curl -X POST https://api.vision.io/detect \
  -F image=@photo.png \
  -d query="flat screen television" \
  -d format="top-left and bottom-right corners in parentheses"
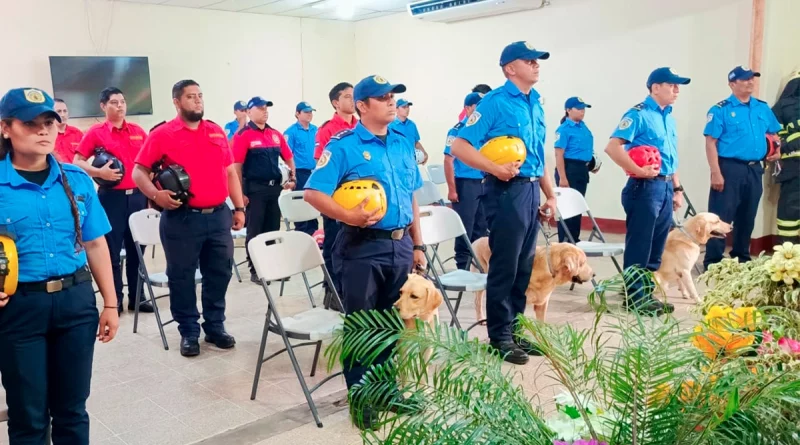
top-left (49, 56), bottom-right (153, 118)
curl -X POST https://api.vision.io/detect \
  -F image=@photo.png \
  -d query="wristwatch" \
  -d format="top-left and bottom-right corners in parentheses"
top-left (413, 245), bottom-right (427, 252)
top-left (234, 207), bottom-right (246, 213)
top-left (673, 185), bottom-right (684, 193)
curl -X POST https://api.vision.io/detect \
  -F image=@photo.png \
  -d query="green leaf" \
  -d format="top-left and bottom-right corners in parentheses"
top-left (723, 387), bottom-right (740, 421)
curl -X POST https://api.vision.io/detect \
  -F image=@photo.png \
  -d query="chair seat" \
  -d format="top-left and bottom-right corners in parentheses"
top-left (437, 269), bottom-right (487, 292)
top-left (576, 241), bottom-right (624, 257)
top-left (272, 307), bottom-right (343, 342)
top-left (148, 269), bottom-right (202, 287)
top-left (231, 228), bottom-right (247, 239)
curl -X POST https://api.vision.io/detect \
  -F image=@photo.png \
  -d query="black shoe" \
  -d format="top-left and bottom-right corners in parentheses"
top-left (323, 287), bottom-right (345, 313)
top-left (128, 300), bottom-right (154, 313)
top-left (204, 331), bottom-right (236, 349)
top-left (250, 275), bottom-right (261, 285)
top-left (180, 337), bottom-right (200, 357)
top-left (350, 405), bottom-right (380, 431)
top-left (623, 298), bottom-right (673, 317)
top-left (489, 341), bottom-right (529, 365)
top-left (117, 304), bottom-right (123, 316)
top-left (386, 393), bottom-right (424, 415)
top-left (514, 337), bottom-right (544, 356)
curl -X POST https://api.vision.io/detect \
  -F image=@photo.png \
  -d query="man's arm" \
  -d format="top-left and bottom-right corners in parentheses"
top-left (226, 165), bottom-right (245, 208)
top-left (443, 156), bottom-right (457, 198)
top-left (604, 137), bottom-right (654, 177)
top-left (409, 196), bottom-right (422, 247)
top-left (554, 149), bottom-right (567, 186)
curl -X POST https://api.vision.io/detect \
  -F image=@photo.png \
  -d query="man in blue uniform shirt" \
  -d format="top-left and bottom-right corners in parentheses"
top-left (224, 100), bottom-right (248, 141)
top-left (304, 74), bottom-right (426, 430)
top-left (444, 92), bottom-right (487, 270)
top-left (392, 98), bottom-right (429, 164)
top-left (703, 66), bottom-right (782, 269)
top-left (605, 67), bottom-right (690, 316)
top-left (451, 41), bottom-right (557, 366)
top-left (284, 101), bottom-right (319, 236)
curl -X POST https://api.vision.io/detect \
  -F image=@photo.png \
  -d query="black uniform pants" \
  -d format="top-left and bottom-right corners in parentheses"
top-left (554, 159), bottom-right (590, 243)
top-left (245, 183), bottom-right (283, 276)
top-left (97, 188), bottom-right (147, 305)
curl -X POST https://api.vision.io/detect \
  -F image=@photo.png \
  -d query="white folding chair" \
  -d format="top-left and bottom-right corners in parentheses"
top-left (128, 209), bottom-right (202, 350)
top-left (277, 191), bottom-right (323, 296)
top-left (418, 205), bottom-right (487, 330)
top-left (247, 231), bottom-right (344, 428)
top-left (226, 198), bottom-right (248, 283)
top-left (554, 187), bottom-right (624, 285)
top-left (425, 166), bottom-right (451, 206)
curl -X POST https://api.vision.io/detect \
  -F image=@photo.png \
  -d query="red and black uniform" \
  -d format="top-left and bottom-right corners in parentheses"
top-left (135, 117), bottom-right (235, 339)
top-left (54, 125), bottom-right (83, 164)
top-left (76, 120), bottom-right (148, 309)
top-left (232, 122), bottom-right (293, 276)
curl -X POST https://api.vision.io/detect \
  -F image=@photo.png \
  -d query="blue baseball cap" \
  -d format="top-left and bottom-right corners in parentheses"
top-left (353, 75), bottom-right (406, 102)
top-left (233, 100), bottom-right (247, 111)
top-left (295, 101), bottom-right (315, 113)
top-left (564, 97), bottom-right (591, 109)
top-left (396, 99), bottom-right (413, 108)
top-left (464, 92), bottom-right (483, 107)
top-left (499, 41), bottom-right (550, 66)
top-left (646, 67), bottom-right (691, 88)
top-left (0, 88), bottom-right (61, 123)
top-left (247, 96), bottom-right (273, 109)
top-left (728, 66), bottom-right (760, 82)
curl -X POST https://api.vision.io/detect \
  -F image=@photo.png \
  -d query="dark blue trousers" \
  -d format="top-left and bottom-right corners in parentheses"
top-left (97, 188), bottom-right (146, 306)
top-left (333, 228), bottom-right (413, 389)
top-left (293, 168), bottom-right (319, 236)
top-left (704, 158), bottom-right (763, 269)
top-left (244, 184), bottom-right (283, 276)
top-left (621, 178), bottom-right (674, 301)
top-left (322, 215), bottom-right (342, 294)
top-left (0, 280), bottom-right (98, 445)
top-left (160, 207), bottom-right (233, 338)
top-left (452, 178), bottom-right (487, 270)
top-left (483, 178), bottom-right (540, 343)
top-left (555, 159), bottom-right (590, 243)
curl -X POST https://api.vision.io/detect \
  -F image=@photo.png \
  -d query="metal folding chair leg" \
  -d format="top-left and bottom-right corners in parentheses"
top-left (232, 262), bottom-right (242, 283)
top-left (449, 291), bottom-right (464, 327)
top-left (423, 253), bottom-right (462, 330)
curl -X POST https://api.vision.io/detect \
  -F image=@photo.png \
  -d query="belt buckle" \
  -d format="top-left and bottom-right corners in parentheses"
top-left (391, 229), bottom-right (404, 241)
top-left (46, 279), bottom-right (63, 293)
top-left (201, 208), bottom-right (214, 214)
top-left (125, 189), bottom-right (134, 195)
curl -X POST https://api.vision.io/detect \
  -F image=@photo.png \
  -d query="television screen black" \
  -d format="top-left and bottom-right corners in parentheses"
top-left (49, 56), bottom-right (153, 118)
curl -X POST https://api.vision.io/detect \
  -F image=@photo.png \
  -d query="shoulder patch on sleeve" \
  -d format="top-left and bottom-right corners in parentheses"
top-left (618, 117), bottom-right (633, 130)
top-left (316, 150), bottom-right (332, 169)
top-left (466, 111), bottom-right (481, 127)
top-left (445, 135), bottom-right (456, 147)
top-left (331, 129), bottom-right (353, 140)
top-left (715, 100), bottom-right (729, 108)
top-left (707, 113), bottom-right (714, 123)
top-left (631, 103), bottom-right (645, 111)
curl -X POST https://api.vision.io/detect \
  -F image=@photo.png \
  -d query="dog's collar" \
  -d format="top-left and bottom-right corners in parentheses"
top-left (675, 222), bottom-right (702, 245)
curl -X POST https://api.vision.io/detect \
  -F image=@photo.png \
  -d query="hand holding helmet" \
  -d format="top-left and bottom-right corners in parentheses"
top-left (91, 148), bottom-right (124, 187)
top-left (480, 136), bottom-right (525, 181)
top-left (332, 179), bottom-right (387, 227)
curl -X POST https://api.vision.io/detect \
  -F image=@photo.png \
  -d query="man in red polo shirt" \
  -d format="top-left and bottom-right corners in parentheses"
top-left (232, 96), bottom-right (296, 284)
top-left (53, 98), bottom-right (83, 163)
top-left (312, 82), bottom-right (357, 312)
top-left (74, 87), bottom-right (153, 315)
top-left (133, 79), bottom-right (245, 357)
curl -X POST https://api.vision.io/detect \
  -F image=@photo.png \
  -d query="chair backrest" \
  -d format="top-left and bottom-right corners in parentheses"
top-left (248, 231), bottom-right (324, 282)
top-left (554, 187), bottom-right (589, 220)
top-left (129, 209), bottom-right (163, 247)
top-left (418, 205), bottom-right (467, 245)
top-left (414, 181), bottom-right (443, 206)
top-left (427, 164), bottom-right (446, 185)
top-left (278, 191), bottom-right (320, 223)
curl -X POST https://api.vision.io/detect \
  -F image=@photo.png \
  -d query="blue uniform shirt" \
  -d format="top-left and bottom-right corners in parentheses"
top-left (610, 95), bottom-right (679, 175)
top-left (456, 79), bottom-right (546, 178)
top-left (703, 94), bottom-right (782, 161)
top-left (224, 119), bottom-right (240, 140)
top-left (0, 154), bottom-right (111, 282)
top-left (306, 123), bottom-right (423, 231)
top-left (284, 122), bottom-right (318, 170)
top-left (554, 119), bottom-right (594, 162)
top-left (444, 119), bottom-right (484, 179)
top-left (391, 118), bottom-right (421, 144)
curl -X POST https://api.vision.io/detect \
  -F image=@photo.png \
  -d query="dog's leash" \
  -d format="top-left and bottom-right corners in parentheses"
top-left (673, 219), bottom-right (703, 246)
top-left (538, 219), bottom-right (557, 278)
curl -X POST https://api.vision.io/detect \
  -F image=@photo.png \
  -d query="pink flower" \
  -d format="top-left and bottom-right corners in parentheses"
top-left (573, 441), bottom-right (609, 445)
top-left (762, 331), bottom-right (774, 343)
top-left (778, 337), bottom-right (800, 356)
top-left (553, 442), bottom-right (570, 445)
top-left (759, 331), bottom-right (775, 354)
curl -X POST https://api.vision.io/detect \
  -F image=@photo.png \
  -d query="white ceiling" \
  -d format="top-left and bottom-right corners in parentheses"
top-left (112, 0), bottom-right (411, 21)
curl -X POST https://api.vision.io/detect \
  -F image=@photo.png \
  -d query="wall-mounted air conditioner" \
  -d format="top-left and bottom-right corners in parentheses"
top-left (407, 0), bottom-right (547, 24)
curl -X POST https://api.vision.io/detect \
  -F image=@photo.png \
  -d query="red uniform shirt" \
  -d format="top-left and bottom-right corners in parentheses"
top-left (313, 113), bottom-right (358, 160)
top-left (136, 117), bottom-right (233, 209)
top-left (232, 122), bottom-right (293, 185)
top-left (76, 120), bottom-right (147, 190)
top-left (54, 125), bottom-right (84, 164)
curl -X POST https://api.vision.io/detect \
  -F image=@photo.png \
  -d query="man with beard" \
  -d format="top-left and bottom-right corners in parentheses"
top-left (132, 79), bottom-right (246, 357)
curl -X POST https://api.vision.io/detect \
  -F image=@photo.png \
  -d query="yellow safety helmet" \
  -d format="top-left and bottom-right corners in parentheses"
top-left (332, 179), bottom-right (388, 220)
top-left (0, 234), bottom-right (18, 297)
top-left (479, 136), bottom-right (527, 165)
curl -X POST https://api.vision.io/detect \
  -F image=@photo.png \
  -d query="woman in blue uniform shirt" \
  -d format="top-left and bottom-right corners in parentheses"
top-left (0, 87), bottom-right (119, 444)
top-left (553, 96), bottom-right (594, 243)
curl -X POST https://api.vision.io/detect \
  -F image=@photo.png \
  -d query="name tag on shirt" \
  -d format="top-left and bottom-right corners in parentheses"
top-left (130, 135), bottom-right (144, 141)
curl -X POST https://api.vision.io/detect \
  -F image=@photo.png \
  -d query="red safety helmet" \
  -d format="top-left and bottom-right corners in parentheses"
top-left (766, 134), bottom-right (781, 159)
top-left (626, 145), bottom-right (662, 177)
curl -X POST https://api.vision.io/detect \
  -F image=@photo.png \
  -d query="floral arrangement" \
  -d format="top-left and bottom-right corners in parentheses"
top-left (691, 305), bottom-right (760, 360)
top-left (767, 242), bottom-right (800, 285)
top-left (546, 392), bottom-right (610, 444)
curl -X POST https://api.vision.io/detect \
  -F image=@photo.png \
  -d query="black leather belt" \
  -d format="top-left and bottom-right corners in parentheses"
top-left (187, 204), bottom-right (226, 214)
top-left (342, 225), bottom-right (409, 240)
top-left (486, 176), bottom-right (539, 184)
top-left (719, 157), bottom-right (761, 166)
top-left (19, 267), bottom-right (92, 294)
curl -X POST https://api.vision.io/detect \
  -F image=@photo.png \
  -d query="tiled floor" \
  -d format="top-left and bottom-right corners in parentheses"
top-left (0, 230), bottom-right (702, 444)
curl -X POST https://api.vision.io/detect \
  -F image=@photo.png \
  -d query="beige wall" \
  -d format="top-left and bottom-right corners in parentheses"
top-left (0, 0), bottom-right (356, 133)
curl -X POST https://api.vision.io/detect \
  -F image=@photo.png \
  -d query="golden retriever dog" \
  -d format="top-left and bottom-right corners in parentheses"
top-left (471, 237), bottom-right (594, 323)
top-left (654, 212), bottom-right (732, 302)
top-left (395, 273), bottom-right (443, 329)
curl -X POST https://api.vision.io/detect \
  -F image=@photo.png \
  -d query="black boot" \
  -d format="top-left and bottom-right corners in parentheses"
top-left (323, 286), bottom-right (344, 313)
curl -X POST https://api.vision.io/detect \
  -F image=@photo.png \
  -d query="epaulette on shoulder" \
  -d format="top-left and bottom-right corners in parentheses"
top-left (236, 126), bottom-right (249, 136)
top-left (453, 121), bottom-right (464, 130)
top-left (149, 121), bottom-right (167, 132)
top-left (206, 119), bottom-right (218, 125)
top-left (715, 100), bottom-right (729, 108)
top-left (331, 129), bottom-right (353, 140)
top-left (319, 120), bottom-right (331, 130)
top-left (631, 102), bottom-right (645, 111)
top-left (754, 98), bottom-right (767, 104)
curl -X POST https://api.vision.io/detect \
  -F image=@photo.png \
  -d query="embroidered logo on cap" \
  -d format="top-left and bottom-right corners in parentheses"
top-left (24, 89), bottom-right (45, 104)
top-left (373, 76), bottom-right (387, 84)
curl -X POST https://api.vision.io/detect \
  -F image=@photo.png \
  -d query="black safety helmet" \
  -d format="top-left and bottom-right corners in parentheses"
top-left (153, 164), bottom-right (191, 205)
top-left (91, 148), bottom-right (125, 188)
